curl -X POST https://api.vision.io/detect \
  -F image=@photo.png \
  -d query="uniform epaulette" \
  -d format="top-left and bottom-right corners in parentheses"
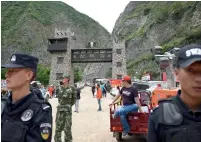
top-left (152, 97), bottom-right (174, 114)
top-left (42, 102), bottom-right (51, 110)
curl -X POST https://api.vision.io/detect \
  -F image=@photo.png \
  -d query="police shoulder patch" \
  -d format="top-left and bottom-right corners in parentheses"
top-left (40, 123), bottom-right (51, 140)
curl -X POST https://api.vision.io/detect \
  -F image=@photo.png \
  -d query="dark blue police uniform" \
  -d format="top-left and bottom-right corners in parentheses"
top-left (1, 53), bottom-right (52, 142)
top-left (147, 44), bottom-right (201, 142)
top-left (148, 91), bottom-right (201, 142)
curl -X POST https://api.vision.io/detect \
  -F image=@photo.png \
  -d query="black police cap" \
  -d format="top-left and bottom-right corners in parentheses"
top-left (176, 44), bottom-right (201, 68)
top-left (1, 53), bottom-right (39, 71)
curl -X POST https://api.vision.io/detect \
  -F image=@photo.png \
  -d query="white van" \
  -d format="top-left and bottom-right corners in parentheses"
top-left (146, 81), bottom-right (168, 93)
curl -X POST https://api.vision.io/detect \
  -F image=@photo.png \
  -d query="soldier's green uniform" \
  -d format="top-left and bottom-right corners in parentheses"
top-left (54, 75), bottom-right (76, 142)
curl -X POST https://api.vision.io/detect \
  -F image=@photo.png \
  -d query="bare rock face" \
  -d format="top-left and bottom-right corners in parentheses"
top-left (1, 1), bottom-right (112, 81)
top-left (112, 1), bottom-right (201, 79)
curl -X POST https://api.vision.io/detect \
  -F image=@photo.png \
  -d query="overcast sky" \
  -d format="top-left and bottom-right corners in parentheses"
top-left (64, 0), bottom-right (130, 33)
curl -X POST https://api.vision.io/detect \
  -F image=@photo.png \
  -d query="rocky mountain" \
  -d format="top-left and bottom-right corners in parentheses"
top-left (112, 1), bottom-right (201, 79)
top-left (1, 1), bottom-right (112, 80)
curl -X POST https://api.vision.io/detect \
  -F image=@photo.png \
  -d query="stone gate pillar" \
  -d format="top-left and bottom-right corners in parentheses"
top-left (112, 40), bottom-right (127, 79)
top-left (48, 28), bottom-right (75, 86)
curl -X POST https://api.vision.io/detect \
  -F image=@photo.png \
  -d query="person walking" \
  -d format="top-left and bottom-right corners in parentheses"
top-left (96, 84), bottom-right (102, 111)
top-left (92, 84), bottom-right (95, 98)
top-left (103, 83), bottom-right (107, 97)
top-left (40, 84), bottom-right (46, 99)
top-left (1, 53), bottom-right (52, 142)
top-left (54, 74), bottom-right (76, 142)
top-left (100, 83), bottom-right (106, 97)
top-left (48, 85), bottom-right (53, 99)
top-left (74, 84), bottom-right (81, 113)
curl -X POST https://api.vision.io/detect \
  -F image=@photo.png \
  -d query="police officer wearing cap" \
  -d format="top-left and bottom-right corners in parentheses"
top-left (147, 44), bottom-right (201, 142)
top-left (1, 53), bottom-right (53, 142)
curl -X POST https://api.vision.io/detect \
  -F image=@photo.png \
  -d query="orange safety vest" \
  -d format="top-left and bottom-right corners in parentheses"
top-left (96, 88), bottom-right (102, 99)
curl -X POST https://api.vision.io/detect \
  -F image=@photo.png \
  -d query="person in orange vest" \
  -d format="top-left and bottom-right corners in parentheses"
top-left (96, 84), bottom-right (102, 111)
top-left (48, 85), bottom-right (53, 98)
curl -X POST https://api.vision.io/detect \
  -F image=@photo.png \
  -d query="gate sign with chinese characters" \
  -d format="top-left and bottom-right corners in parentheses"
top-left (71, 48), bottom-right (112, 63)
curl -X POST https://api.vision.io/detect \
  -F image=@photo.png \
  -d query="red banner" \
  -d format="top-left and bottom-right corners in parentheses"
top-left (110, 79), bottom-right (122, 88)
top-left (162, 72), bottom-right (180, 82)
top-left (162, 72), bottom-right (167, 81)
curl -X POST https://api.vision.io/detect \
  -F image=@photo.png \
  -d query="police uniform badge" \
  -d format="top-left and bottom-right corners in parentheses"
top-left (21, 109), bottom-right (33, 121)
top-left (40, 123), bottom-right (51, 140)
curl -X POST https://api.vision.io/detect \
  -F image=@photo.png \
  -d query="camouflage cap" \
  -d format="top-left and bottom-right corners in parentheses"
top-left (62, 74), bottom-right (70, 79)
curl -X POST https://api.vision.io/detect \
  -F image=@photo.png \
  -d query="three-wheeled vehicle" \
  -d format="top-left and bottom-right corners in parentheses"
top-left (110, 90), bottom-right (151, 141)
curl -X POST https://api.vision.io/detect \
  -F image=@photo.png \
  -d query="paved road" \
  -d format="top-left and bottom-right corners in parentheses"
top-left (49, 87), bottom-right (146, 142)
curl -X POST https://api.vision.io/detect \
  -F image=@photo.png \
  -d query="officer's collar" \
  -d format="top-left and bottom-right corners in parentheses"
top-left (7, 93), bottom-right (34, 111)
top-left (176, 90), bottom-right (201, 113)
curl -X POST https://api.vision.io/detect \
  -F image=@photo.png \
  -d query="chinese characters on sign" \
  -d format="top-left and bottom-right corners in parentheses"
top-left (71, 49), bottom-right (112, 63)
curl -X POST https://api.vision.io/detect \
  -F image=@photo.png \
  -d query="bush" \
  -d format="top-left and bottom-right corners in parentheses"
top-left (144, 8), bottom-right (151, 16)
top-left (125, 26), bottom-right (146, 40)
top-left (1, 69), bottom-right (7, 79)
top-left (36, 64), bottom-right (50, 85)
top-left (74, 68), bottom-right (82, 83)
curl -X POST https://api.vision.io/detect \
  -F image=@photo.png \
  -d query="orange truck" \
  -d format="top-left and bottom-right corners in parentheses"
top-left (151, 88), bottom-right (178, 108)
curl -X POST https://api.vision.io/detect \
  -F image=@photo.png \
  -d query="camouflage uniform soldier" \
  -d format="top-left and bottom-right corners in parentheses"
top-left (54, 74), bottom-right (76, 142)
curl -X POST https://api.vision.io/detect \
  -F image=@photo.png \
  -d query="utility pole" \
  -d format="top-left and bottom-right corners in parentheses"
top-left (154, 54), bottom-right (176, 88)
top-left (152, 46), bottom-right (180, 89)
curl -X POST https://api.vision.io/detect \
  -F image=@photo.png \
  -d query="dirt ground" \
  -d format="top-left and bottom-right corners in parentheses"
top-left (49, 87), bottom-right (146, 142)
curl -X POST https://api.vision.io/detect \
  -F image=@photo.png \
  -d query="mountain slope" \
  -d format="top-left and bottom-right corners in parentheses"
top-left (1, 1), bottom-right (112, 80)
top-left (112, 1), bottom-right (201, 79)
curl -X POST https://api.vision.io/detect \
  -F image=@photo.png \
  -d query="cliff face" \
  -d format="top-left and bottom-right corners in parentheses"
top-left (112, 1), bottom-right (201, 79)
top-left (1, 1), bottom-right (112, 80)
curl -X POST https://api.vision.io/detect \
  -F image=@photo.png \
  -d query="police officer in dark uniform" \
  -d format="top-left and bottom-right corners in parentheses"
top-left (1, 53), bottom-right (52, 142)
top-left (147, 44), bottom-right (201, 142)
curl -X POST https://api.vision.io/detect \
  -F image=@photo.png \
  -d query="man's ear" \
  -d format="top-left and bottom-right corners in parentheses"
top-left (26, 70), bottom-right (34, 81)
top-left (174, 69), bottom-right (180, 82)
